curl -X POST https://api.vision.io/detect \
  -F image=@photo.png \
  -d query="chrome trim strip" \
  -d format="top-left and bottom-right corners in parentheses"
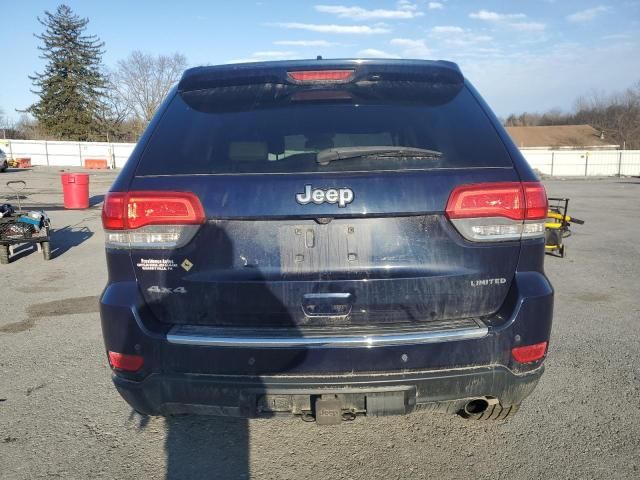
top-left (166, 323), bottom-right (488, 348)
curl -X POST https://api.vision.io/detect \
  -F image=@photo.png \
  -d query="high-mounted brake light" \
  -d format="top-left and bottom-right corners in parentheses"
top-left (108, 351), bottom-right (144, 372)
top-left (445, 182), bottom-right (547, 242)
top-left (512, 341), bottom-right (548, 364)
top-left (102, 191), bottom-right (204, 249)
top-left (288, 69), bottom-right (354, 83)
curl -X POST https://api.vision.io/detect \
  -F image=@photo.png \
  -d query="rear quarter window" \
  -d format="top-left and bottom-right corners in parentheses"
top-left (136, 84), bottom-right (512, 175)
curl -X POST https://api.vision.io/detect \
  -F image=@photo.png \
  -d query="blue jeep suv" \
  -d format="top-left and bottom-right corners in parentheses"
top-left (100, 59), bottom-right (552, 423)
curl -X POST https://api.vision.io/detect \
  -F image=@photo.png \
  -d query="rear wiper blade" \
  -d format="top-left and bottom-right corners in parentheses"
top-left (316, 146), bottom-right (442, 165)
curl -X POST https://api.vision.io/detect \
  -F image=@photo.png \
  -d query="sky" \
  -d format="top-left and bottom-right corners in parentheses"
top-left (1, 0), bottom-right (639, 121)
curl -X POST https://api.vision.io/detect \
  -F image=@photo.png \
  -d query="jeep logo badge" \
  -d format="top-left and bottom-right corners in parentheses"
top-left (296, 185), bottom-right (354, 208)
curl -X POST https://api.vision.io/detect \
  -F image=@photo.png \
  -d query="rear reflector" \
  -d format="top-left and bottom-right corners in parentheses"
top-left (512, 341), bottom-right (548, 363)
top-left (288, 70), bottom-right (354, 83)
top-left (446, 182), bottom-right (547, 242)
top-left (108, 351), bottom-right (144, 372)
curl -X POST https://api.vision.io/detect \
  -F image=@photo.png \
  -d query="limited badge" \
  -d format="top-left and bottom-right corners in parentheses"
top-left (181, 259), bottom-right (194, 272)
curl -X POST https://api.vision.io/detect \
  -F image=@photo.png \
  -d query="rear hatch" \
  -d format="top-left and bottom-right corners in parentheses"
top-left (104, 61), bottom-right (545, 330)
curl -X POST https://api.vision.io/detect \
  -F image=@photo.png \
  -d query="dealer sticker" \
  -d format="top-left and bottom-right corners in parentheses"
top-left (136, 258), bottom-right (178, 271)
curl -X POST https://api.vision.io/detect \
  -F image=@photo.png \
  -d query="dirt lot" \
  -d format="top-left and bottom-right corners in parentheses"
top-left (0, 167), bottom-right (639, 479)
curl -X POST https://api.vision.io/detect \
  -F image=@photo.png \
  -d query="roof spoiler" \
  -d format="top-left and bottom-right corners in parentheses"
top-left (177, 59), bottom-right (464, 92)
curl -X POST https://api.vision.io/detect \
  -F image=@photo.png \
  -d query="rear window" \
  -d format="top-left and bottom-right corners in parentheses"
top-left (137, 84), bottom-right (512, 175)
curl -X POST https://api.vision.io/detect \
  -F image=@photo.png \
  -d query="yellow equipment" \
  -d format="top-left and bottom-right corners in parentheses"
top-left (545, 198), bottom-right (584, 258)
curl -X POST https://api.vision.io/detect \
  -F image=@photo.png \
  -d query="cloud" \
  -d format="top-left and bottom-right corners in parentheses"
top-left (390, 38), bottom-right (431, 57)
top-left (250, 50), bottom-right (296, 58)
top-left (469, 10), bottom-right (526, 21)
top-left (566, 6), bottom-right (609, 22)
top-left (432, 25), bottom-right (464, 34)
top-left (508, 22), bottom-right (546, 31)
top-left (357, 48), bottom-right (399, 58)
top-left (428, 2), bottom-right (444, 9)
top-left (390, 38), bottom-right (426, 48)
top-left (397, 0), bottom-right (418, 11)
top-left (460, 40), bottom-right (640, 117)
top-left (468, 9), bottom-right (545, 31)
top-left (275, 22), bottom-right (390, 34)
top-left (601, 33), bottom-right (631, 41)
top-left (228, 50), bottom-right (297, 63)
top-left (431, 26), bottom-right (492, 47)
top-left (314, 3), bottom-right (423, 20)
top-left (454, 47), bottom-right (502, 59)
top-left (273, 40), bottom-right (339, 47)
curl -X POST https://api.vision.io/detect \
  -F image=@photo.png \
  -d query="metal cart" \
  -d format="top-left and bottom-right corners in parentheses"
top-left (545, 197), bottom-right (584, 258)
top-left (0, 181), bottom-right (51, 264)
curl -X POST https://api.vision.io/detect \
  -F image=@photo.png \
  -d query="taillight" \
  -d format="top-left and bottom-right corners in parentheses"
top-left (102, 192), bottom-right (126, 230)
top-left (108, 351), bottom-right (144, 372)
top-left (512, 341), bottom-right (548, 363)
top-left (445, 182), bottom-right (547, 242)
top-left (102, 191), bottom-right (204, 249)
top-left (446, 183), bottom-right (524, 221)
top-left (288, 69), bottom-right (354, 83)
top-left (522, 182), bottom-right (548, 220)
top-left (125, 192), bottom-right (204, 229)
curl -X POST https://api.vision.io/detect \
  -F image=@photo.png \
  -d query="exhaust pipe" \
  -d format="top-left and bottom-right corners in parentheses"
top-left (462, 398), bottom-right (490, 417)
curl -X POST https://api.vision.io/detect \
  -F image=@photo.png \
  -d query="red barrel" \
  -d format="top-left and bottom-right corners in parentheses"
top-left (61, 173), bottom-right (90, 209)
top-left (16, 157), bottom-right (32, 168)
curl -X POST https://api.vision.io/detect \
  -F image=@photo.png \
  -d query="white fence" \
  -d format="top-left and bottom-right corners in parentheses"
top-left (520, 149), bottom-right (640, 177)
top-left (0, 139), bottom-right (135, 169)
top-left (1, 139), bottom-right (639, 176)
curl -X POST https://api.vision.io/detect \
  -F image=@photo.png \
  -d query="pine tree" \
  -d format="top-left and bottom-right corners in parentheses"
top-left (27, 5), bottom-right (106, 140)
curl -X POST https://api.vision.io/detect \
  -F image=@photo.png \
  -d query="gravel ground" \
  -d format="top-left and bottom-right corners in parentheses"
top-left (0, 167), bottom-right (639, 479)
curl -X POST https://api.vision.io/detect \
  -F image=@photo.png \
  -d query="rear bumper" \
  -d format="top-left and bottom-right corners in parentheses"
top-left (165, 317), bottom-right (487, 348)
top-left (114, 365), bottom-right (543, 417)
top-left (101, 270), bottom-right (553, 417)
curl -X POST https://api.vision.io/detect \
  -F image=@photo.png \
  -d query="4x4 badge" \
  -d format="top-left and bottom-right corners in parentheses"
top-left (296, 185), bottom-right (354, 208)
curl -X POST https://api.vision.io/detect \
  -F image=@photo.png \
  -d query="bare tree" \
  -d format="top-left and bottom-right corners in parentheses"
top-left (96, 70), bottom-right (134, 140)
top-left (0, 107), bottom-right (6, 139)
top-left (0, 106), bottom-right (8, 130)
top-left (15, 114), bottom-right (45, 140)
top-left (573, 84), bottom-right (640, 149)
top-left (505, 81), bottom-right (640, 149)
top-left (112, 51), bottom-right (187, 125)
top-left (0, 108), bottom-right (26, 140)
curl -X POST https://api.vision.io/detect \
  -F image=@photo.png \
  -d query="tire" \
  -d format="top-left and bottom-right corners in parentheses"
top-left (41, 241), bottom-right (52, 261)
top-left (460, 402), bottom-right (520, 421)
top-left (0, 245), bottom-right (9, 264)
